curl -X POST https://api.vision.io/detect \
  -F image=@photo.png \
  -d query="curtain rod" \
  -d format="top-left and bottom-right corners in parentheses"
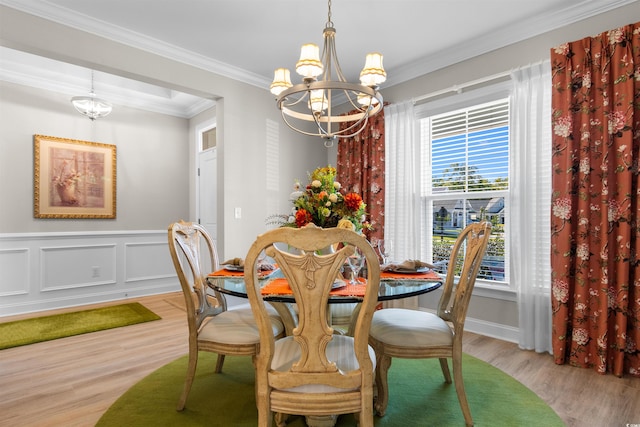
top-left (412, 70), bottom-right (512, 105)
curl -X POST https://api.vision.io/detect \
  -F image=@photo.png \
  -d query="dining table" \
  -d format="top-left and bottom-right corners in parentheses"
top-left (207, 266), bottom-right (443, 336)
top-left (206, 264), bottom-right (442, 427)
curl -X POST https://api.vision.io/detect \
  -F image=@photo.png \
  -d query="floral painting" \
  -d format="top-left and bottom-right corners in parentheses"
top-left (34, 135), bottom-right (116, 219)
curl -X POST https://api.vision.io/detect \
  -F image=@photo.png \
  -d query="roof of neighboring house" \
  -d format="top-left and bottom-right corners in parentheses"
top-left (432, 197), bottom-right (505, 218)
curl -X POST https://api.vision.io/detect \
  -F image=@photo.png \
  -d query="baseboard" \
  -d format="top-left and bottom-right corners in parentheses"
top-left (419, 306), bottom-right (519, 344)
top-left (464, 316), bottom-right (519, 343)
top-left (1, 282), bottom-right (180, 317)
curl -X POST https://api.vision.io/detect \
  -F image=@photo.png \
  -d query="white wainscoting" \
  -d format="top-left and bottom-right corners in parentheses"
top-left (0, 230), bottom-right (179, 317)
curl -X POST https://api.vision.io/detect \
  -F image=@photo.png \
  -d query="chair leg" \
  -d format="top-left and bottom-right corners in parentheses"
top-left (439, 357), bottom-right (452, 383)
top-left (215, 353), bottom-right (225, 373)
top-left (373, 354), bottom-right (392, 416)
top-left (274, 412), bottom-right (288, 427)
top-left (358, 389), bottom-right (374, 427)
top-left (452, 355), bottom-right (473, 427)
top-left (176, 349), bottom-right (198, 411)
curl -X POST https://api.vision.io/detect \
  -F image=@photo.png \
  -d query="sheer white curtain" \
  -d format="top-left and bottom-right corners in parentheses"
top-left (384, 101), bottom-right (421, 309)
top-left (510, 61), bottom-right (553, 353)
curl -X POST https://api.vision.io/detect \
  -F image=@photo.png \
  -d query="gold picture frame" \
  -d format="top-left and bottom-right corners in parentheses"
top-left (34, 135), bottom-right (116, 219)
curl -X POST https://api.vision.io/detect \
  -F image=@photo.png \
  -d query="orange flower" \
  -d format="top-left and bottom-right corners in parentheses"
top-left (295, 209), bottom-right (313, 227)
top-left (344, 192), bottom-right (363, 212)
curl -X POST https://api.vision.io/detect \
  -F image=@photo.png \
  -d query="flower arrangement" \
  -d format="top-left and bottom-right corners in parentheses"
top-left (51, 160), bottom-right (81, 189)
top-left (268, 166), bottom-right (371, 232)
top-left (51, 160), bottom-right (82, 205)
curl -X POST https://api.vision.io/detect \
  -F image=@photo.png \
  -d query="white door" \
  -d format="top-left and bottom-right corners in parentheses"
top-left (199, 147), bottom-right (217, 243)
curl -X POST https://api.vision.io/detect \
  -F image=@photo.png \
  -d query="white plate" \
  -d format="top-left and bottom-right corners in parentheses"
top-left (388, 267), bottom-right (430, 274)
top-left (224, 265), bottom-right (244, 272)
top-left (332, 280), bottom-right (346, 289)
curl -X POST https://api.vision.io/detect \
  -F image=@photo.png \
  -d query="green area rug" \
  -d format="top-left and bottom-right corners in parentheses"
top-left (0, 302), bottom-right (161, 350)
top-left (97, 352), bottom-right (564, 427)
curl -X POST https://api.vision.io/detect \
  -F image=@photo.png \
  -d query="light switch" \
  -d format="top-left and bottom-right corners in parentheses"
top-left (234, 207), bottom-right (242, 219)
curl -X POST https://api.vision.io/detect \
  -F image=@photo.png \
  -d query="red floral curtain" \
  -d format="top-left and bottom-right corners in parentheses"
top-left (336, 110), bottom-right (385, 244)
top-left (550, 23), bottom-right (640, 377)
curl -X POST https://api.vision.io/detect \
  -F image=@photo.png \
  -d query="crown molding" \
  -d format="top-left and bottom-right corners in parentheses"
top-left (1, 0), bottom-right (637, 92)
top-left (0, 0), bottom-right (271, 89)
top-left (386, 0), bottom-right (639, 87)
top-left (0, 47), bottom-right (216, 118)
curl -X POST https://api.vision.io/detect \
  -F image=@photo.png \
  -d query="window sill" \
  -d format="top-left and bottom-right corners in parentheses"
top-left (473, 281), bottom-right (516, 302)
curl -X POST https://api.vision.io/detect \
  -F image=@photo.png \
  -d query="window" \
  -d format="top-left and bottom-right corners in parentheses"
top-left (420, 99), bottom-right (509, 284)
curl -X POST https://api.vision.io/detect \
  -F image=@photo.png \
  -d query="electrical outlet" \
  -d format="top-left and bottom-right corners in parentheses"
top-left (91, 266), bottom-right (100, 278)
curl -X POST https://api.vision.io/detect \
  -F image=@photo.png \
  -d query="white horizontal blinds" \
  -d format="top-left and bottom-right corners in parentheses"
top-left (431, 100), bottom-right (509, 194)
top-left (424, 98), bottom-right (510, 283)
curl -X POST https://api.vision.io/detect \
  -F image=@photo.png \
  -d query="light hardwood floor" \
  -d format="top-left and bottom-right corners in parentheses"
top-left (1, 293), bottom-right (639, 427)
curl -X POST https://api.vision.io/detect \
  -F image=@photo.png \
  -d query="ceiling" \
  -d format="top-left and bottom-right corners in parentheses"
top-left (0, 0), bottom-right (636, 117)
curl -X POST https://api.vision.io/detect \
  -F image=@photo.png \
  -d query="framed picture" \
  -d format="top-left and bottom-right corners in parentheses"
top-left (34, 135), bottom-right (116, 219)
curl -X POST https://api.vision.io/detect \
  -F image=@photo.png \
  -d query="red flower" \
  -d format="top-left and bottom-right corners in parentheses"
top-left (295, 209), bottom-right (313, 227)
top-left (344, 193), bottom-right (363, 212)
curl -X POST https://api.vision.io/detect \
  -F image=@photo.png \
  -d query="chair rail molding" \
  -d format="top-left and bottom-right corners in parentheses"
top-left (0, 230), bottom-right (179, 317)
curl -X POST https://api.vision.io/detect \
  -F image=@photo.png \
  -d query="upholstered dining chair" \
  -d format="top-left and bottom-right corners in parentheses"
top-left (368, 221), bottom-right (492, 427)
top-left (168, 220), bottom-right (285, 411)
top-left (244, 224), bottom-right (381, 427)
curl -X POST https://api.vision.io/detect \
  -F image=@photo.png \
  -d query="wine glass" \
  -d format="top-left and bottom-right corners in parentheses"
top-left (347, 247), bottom-right (365, 285)
top-left (377, 239), bottom-right (393, 265)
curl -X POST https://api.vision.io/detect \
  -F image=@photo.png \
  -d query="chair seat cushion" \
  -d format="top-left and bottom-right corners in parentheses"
top-left (270, 335), bottom-right (376, 393)
top-left (370, 308), bottom-right (453, 347)
top-left (330, 302), bottom-right (358, 325)
top-left (199, 308), bottom-right (284, 345)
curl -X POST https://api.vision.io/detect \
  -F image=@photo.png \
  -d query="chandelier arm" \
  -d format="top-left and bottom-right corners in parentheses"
top-left (280, 111), bottom-right (326, 138)
top-left (330, 109), bottom-right (369, 136)
top-left (280, 106), bottom-right (369, 141)
top-left (278, 81), bottom-right (377, 104)
top-left (279, 92), bottom-right (382, 124)
top-left (325, 29), bottom-right (347, 83)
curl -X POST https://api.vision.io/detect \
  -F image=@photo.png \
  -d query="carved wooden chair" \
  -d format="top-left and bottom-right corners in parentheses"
top-left (244, 224), bottom-right (381, 427)
top-left (168, 220), bottom-right (284, 411)
top-left (368, 221), bottom-right (492, 427)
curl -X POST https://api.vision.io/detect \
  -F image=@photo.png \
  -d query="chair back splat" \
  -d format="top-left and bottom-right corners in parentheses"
top-left (168, 220), bottom-right (284, 412)
top-left (244, 224), bottom-right (380, 427)
top-left (439, 221), bottom-right (492, 331)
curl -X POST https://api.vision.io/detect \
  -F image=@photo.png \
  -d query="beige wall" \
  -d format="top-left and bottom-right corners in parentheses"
top-left (383, 3), bottom-right (640, 105)
top-left (0, 80), bottom-right (191, 232)
top-left (0, 5), bottom-right (329, 261)
top-left (377, 3), bottom-right (639, 336)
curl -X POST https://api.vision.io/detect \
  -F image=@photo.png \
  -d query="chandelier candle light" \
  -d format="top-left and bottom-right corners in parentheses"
top-left (270, 0), bottom-right (386, 147)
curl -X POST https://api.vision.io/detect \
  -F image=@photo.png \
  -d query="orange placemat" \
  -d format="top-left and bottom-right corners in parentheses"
top-left (380, 270), bottom-right (441, 281)
top-left (209, 269), bottom-right (244, 277)
top-left (260, 278), bottom-right (366, 298)
top-left (208, 268), bottom-right (278, 279)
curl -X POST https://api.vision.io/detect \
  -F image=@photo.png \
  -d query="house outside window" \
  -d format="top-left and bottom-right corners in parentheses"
top-left (420, 98), bottom-right (509, 284)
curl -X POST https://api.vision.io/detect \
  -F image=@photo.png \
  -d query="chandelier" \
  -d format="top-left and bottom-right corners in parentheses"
top-left (71, 71), bottom-right (112, 120)
top-left (270, 0), bottom-right (386, 147)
